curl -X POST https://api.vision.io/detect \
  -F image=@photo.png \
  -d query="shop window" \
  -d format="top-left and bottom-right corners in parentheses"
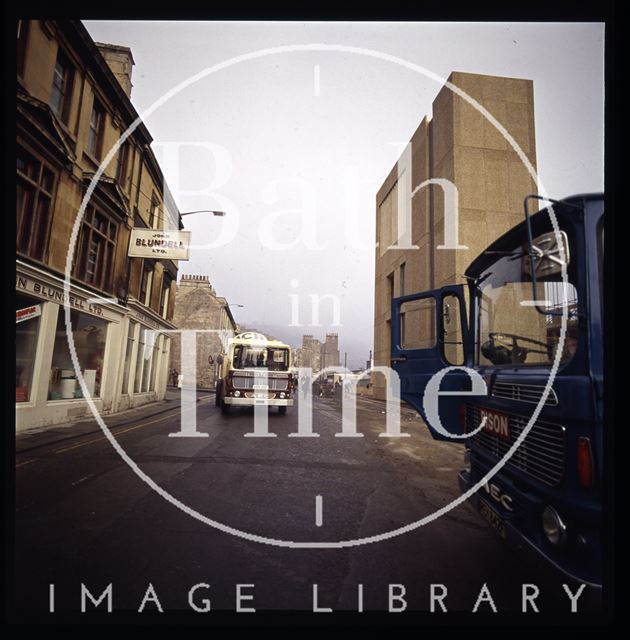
top-left (50, 48), bottom-right (74, 123)
top-left (16, 145), bottom-right (56, 262)
top-left (16, 294), bottom-right (42, 403)
top-left (74, 205), bottom-right (117, 293)
top-left (134, 327), bottom-right (146, 393)
top-left (120, 320), bottom-right (136, 394)
top-left (142, 331), bottom-right (158, 392)
top-left (149, 335), bottom-right (162, 391)
top-left (48, 309), bottom-right (108, 400)
top-left (87, 97), bottom-right (105, 159)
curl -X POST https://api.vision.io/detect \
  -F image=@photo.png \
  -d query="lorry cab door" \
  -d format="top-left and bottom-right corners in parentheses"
top-left (390, 284), bottom-right (475, 441)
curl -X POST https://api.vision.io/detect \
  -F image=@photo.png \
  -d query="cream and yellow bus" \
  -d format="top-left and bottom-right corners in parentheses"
top-left (215, 332), bottom-right (295, 414)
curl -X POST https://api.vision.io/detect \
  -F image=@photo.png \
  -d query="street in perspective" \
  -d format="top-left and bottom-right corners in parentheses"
top-left (13, 18), bottom-right (608, 623)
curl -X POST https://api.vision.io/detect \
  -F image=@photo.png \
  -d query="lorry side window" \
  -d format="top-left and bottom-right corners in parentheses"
top-left (400, 298), bottom-right (436, 350)
top-left (442, 293), bottom-right (464, 365)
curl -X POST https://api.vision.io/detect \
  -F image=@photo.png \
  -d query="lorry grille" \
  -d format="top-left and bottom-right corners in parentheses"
top-left (467, 405), bottom-right (566, 486)
top-left (232, 373), bottom-right (289, 392)
top-left (491, 382), bottom-right (558, 406)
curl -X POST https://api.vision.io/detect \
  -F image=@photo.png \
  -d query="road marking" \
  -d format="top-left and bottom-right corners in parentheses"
top-left (16, 459), bottom-right (36, 468)
top-left (315, 495), bottom-right (323, 527)
top-left (71, 473), bottom-right (94, 486)
top-left (313, 64), bottom-right (320, 96)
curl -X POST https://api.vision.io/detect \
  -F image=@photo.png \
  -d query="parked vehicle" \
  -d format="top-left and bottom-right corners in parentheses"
top-left (391, 194), bottom-right (604, 589)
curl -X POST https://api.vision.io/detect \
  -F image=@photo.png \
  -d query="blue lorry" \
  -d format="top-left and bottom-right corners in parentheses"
top-left (391, 193), bottom-right (604, 589)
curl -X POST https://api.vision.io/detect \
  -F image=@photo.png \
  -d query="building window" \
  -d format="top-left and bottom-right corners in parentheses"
top-left (159, 276), bottom-right (171, 318)
top-left (116, 142), bottom-right (129, 190)
top-left (48, 308), bottom-right (108, 400)
top-left (74, 205), bottom-right (117, 293)
top-left (139, 262), bottom-right (154, 307)
top-left (50, 48), bottom-right (74, 123)
top-left (16, 145), bottom-right (55, 261)
top-left (400, 262), bottom-right (406, 297)
top-left (17, 20), bottom-right (30, 77)
top-left (387, 272), bottom-right (394, 305)
top-left (16, 294), bottom-right (42, 403)
top-left (87, 98), bottom-right (105, 158)
top-left (149, 197), bottom-right (160, 229)
top-left (120, 321), bottom-right (136, 394)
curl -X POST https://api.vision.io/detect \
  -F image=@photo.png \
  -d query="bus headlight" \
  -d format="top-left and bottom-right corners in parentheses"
top-left (542, 506), bottom-right (567, 545)
top-left (279, 392), bottom-right (286, 399)
top-left (234, 390), bottom-right (241, 398)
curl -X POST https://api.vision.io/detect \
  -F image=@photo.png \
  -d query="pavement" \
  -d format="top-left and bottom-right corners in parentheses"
top-left (15, 387), bottom-right (212, 454)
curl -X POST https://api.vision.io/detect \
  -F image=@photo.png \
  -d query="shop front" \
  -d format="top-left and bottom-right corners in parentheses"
top-left (114, 301), bottom-right (173, 413)
top-left (15, 260), bottom-right (172, 432)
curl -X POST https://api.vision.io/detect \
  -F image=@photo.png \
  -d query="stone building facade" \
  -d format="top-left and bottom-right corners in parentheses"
top-left (16, 20), bottom-right (181, 431)
top-left (373, 71), bottom-right (538, 400)
top-left (169, 275), bottom-right (239, 389)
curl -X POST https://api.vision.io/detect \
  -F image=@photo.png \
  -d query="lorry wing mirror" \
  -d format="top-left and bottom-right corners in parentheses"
top-left (523, 194), bottom-right (580, 316)
top-left (523, 230), bottom-right (570, 278)
top-left (216, 354), bottom-right (224, 365)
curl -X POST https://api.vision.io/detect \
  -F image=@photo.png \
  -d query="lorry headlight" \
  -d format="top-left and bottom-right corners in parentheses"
top-left (234, 390), bottom-right (241, 398)
top-left (542, 506), bottom-right (567, 545)
top-left (463, 448), bottom-right (471, 472)
top-left (279, 392), bottom-right (286, 399)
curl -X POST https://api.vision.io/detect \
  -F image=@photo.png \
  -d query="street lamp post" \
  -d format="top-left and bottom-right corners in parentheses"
top-left (180, 210), bottom-right (226, 218)
top-left (121, 209), bottom-right (227, 303)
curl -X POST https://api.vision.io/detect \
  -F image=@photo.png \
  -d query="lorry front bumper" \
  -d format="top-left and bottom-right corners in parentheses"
top-left (224, 397), bottom-right (294, 407)
top-left (458, 469), bottom-right (603, 597)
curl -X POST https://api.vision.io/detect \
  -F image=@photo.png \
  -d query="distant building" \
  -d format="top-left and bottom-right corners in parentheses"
top-left (373, 71), bottom-right (538, 400)
top-left (321, 333), bottom-right (340, 370)
top-left (294, 333), bottom-right (340, 373)
top-left (169, 275), bottom-right (238, 389)
top-left (16, 20), bottom-right (180, 431)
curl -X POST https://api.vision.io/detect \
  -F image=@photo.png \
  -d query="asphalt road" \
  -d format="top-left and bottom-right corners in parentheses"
top-left (13, 393), bottom-right (596, 619)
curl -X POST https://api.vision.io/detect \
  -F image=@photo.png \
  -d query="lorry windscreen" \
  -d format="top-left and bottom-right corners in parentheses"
top-left (476, 230), bottom-right (579, 368)
top-left (232, 345), bottom-right (289, 371)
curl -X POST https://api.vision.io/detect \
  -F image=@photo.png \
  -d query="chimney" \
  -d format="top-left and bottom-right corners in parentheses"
top-left (95, 42), bottom-right (135, 98)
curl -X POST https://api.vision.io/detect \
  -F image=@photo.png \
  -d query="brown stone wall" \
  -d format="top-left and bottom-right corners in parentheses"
top-left (169, 275), bottom-right (237, 389)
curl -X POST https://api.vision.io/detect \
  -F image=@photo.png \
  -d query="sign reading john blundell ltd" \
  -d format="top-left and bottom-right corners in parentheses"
top-left (128, 229), bottom-right (191, 260)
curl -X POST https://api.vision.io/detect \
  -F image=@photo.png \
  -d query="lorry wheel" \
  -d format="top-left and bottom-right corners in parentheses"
top-left (278, 406), bottom-right (287, 415)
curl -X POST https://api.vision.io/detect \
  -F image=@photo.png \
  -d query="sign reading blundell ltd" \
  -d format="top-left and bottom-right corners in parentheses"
top-left (129, 229), bottom-right (191, 260)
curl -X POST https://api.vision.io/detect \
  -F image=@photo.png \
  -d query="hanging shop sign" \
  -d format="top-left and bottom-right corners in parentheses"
top-left (128, 229), bottom-right (191, 260)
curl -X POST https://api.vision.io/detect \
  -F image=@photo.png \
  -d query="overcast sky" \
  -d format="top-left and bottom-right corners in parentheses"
top-left (83, 21), bottom-right (604, 369)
